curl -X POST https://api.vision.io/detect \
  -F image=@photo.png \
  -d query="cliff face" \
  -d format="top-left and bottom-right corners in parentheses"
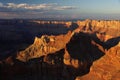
top-left (0, 19), bottom-right (120, 80)
top-left (76, 42), bottom-right (120, 80)
top-left (77, 19), bottom-right (120, 37)
top-left (16, 31), bottom-right (72, 62)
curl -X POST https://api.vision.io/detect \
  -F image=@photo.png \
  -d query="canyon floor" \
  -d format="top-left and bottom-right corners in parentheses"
top-left (0, 19), bottom-right (120, 80)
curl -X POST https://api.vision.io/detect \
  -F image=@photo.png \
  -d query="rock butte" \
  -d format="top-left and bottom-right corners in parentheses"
top-left (0, 19), bottom-right (120, 80)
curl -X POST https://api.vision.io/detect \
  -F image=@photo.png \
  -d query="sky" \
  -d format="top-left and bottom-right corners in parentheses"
top-left (0, 0), bottom-right (120, 19)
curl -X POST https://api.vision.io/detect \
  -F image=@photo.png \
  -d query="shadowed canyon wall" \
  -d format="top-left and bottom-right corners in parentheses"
top-left (0, 19), bottom-right (120, 80)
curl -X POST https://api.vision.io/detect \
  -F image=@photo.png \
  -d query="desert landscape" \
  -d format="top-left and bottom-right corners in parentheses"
top-left (0, 19), bottom-right (120, 80)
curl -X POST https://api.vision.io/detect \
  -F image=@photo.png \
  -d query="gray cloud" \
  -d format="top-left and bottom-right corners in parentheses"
top-left (55, 6), bottom-right (76, 10)
top-left (5, 3), bottom-right (57, 10)
top-left (0, 2), bottom-right (75, 11)
top-left (0, 2), bottom-right (76, 19)
top-left (0, 2), bottom-right (3, 7)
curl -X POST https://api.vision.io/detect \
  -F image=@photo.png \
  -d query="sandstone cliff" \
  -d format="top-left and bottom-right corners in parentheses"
top-left (16, 31), bottom-right (72, 62)
top-left (77, 19), bottom-right (120, 37)
top-left (0, 19), bottom-right (120, 80)
top-left (76, 41), bottom-right (120, 80)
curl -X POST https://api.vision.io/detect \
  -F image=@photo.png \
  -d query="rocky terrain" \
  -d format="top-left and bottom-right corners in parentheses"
top-left (0, 19), bottom-right (120, 80)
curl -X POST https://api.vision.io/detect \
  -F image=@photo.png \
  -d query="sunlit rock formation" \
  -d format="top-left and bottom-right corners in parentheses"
top-left (1, 19), bottom-right (120, 80)
top-left (31, 20), bottom-right (72, 27)
top-left (76, 41), bottom-right (120, 80)
top-left (77, 19), bottom-right (120, 37)
top-left (16, 31), bottom-right (72, 62)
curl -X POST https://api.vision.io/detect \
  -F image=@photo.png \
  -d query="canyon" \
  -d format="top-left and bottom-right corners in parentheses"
top-left (0, 19), bottom-right (120, 80)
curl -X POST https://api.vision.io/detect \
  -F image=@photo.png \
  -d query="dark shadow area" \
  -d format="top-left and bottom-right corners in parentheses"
top-left (90, 32), bottom-right (105, 47)
top-left (91, 32), bottom-right (120, 50)
top-left (1, 31), bottom-right (120, 80)
top-left (65, 32), bottom-right (105, 79)
top-left (69, 22), bottom-right (79, 31)
top-left (0, 19), bottom-right (71, 60)
top-left (1, 20), bottom-right (120, 80)
top-left (67, 32), bottom-right (104, 61)
top-left (0, 21), bottom-right (79, 61)
top-left (104, 36), bottom-right (120, 50)
top-left (0, 49), bottom-right (65, 80)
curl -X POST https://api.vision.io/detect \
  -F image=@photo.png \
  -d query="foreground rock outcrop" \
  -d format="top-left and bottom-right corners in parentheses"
top-left (0, 19), bottom-right (120, 80)
top-left (0, 31), bottom-right (105, 80)
top-left (76, 42), bottom-right (120, 80)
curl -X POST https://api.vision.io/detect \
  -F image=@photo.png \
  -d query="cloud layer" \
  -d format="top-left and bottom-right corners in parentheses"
top-left (0, 2), bottom-right (75, 11)
top-left (0, 2), bottom-right (76, 19)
